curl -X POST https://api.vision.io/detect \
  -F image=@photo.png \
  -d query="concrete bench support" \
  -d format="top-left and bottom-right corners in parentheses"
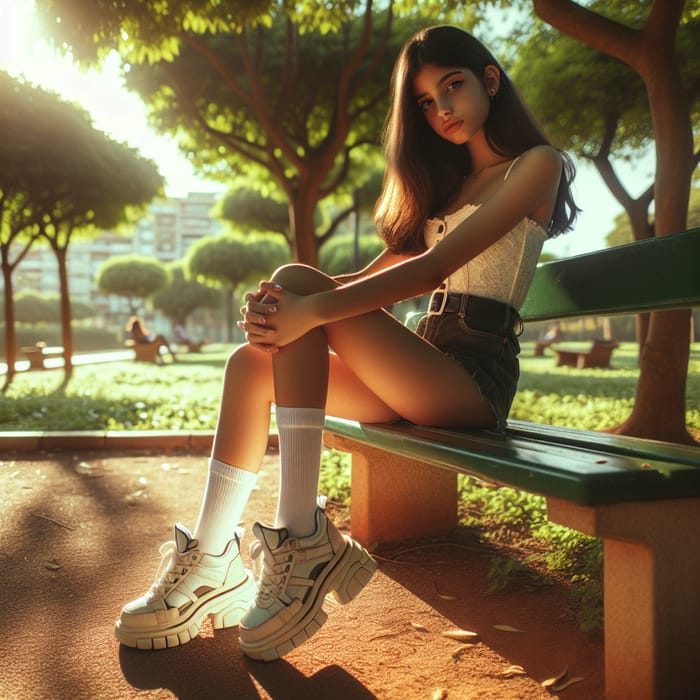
top-left (547, 496), bottom-right (700, 700)
top-left (325, 433), bottom-right (457, 545)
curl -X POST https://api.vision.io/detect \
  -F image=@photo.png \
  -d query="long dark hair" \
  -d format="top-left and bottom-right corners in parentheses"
top-left (375, 25), bottom-right (578, 254)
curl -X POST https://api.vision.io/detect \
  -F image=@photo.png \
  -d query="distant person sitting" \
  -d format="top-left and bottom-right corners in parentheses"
top-left (534, 325), bottom-right (561, 356)
top-left (126, 316), bottom-right (176, 363)
top-left (174, 324), bottom-right (204, 352)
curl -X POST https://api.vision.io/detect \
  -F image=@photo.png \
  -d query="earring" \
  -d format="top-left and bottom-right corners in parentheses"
top-left (489, 89), bottom-right (496, 96)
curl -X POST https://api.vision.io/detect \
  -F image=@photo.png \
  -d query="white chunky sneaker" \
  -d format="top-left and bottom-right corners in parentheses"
top-left (239, 507), bottom-right (377, 661)
top-left (115, 523), bottom-right (257, 650)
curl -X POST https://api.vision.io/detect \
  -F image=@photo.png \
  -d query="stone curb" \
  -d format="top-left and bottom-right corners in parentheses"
top-left (0, 431), bottom-right (279, 453)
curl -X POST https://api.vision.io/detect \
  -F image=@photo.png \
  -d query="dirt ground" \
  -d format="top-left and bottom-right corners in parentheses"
top-left (0, 445), bottom-right (604, 700)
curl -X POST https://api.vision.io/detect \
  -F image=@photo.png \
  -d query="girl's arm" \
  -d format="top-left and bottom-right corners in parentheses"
top-left (253, 147), bottom-right (562, 347)
top-left (332, 247), bottom-right (411, 285)
top-left (317, 147), bottom-right (561, 314)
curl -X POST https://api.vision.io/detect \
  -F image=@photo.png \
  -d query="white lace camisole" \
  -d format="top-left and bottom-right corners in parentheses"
top-left (423, 159), bottom-right (548, 310)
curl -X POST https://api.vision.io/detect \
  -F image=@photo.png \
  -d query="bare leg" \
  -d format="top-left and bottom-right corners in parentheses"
top-left (268, 264), bottom-right (495, 428)
top-left (211, 344), bottom-right (276, 470)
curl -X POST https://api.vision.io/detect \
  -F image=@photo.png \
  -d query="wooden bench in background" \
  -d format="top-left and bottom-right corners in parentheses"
top-left (554, 337), bottom-right (619, 368)
top-left (124, 339), bottom-right (162, 363)
top-left (20, 342), bottom-right (64, 370)
top-left (178, 340), bottom-right (204, 353)
top-left (324, 227), bottom-right (700, 700)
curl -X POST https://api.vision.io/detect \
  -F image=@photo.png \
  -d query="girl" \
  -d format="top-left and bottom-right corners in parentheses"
top-left (115, 25), bottom-right (577, 661)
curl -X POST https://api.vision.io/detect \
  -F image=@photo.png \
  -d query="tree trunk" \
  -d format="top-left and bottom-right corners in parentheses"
top-left (226, 288), bottom-right (234, 342)
top-left (617, 6), bottom-right (695, 444)
top-left (1, 251), bottom-right (16, 390)
top-left (533, 0), bottom-right (695, 444)
top-left (54, 246), bottom-right (74, 380)
top-left (288, 185), bottom-right (320, 266)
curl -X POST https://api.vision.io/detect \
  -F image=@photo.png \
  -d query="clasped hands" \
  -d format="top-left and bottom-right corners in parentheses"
top-left (237, 281), bottom-right (313, 353)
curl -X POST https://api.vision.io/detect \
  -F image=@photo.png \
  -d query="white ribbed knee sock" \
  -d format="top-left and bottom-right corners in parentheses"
top-left (192, 457), bottom-right (257, 555)
top-left (274, 406), bottom-right (325, 538)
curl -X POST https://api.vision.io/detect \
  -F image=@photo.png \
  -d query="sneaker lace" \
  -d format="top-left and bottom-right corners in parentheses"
top-left (250, 540), bottom-right (292, 604)
top-left (147, 541), bottom-right (192, 601)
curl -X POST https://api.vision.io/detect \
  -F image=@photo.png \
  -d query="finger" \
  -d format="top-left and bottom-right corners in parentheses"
top-left (239, 308), bottom-right (269, 325)
top-left (245, 291), bottom-right (266, 304)
top-left (259, 281), bottom-right (282, 293)
top-left (258, 281), bottom-right (282, 302)
top-left (247, 298), bottom-right (278, 315)
top-left (237, 320), bottom-right (276, 337)
top-left (237, 322), bottom-right (278, 353)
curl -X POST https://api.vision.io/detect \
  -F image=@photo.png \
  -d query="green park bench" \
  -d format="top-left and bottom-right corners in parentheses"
top-left (323, 226), bottom-right (700, 700)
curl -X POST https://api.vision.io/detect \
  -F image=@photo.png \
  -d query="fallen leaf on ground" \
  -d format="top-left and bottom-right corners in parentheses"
top-left (451, 644), bottom-right (473, 659)
top-left (125, 489), bottom-right (147, 504)
top-left (433, 582), bottom-right (458, 600)
top-left (410, 621), bottom-right (429, 632)
top-left (552, 676), bottom-right (586, 692)
top-left (541, 666), bottom-right (568, 688)
top-left (492, 624), bottom-right (523, 632)
top-left (441, 629), bottom-right (479, 641)
top-left (45, 559), bottom-right (61, 571)
top-left (499, 665), bottom-right (527, 678)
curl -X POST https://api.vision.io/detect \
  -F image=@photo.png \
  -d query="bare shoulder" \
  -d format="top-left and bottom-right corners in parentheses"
top-left (501, 146), bottom-right (563, 228)
top-left (513, 145), bottom-right (562, 182)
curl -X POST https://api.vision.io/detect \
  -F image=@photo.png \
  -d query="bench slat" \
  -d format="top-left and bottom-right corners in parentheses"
top-left (324, 417), bottom-right (700, 506)
top-left (507, 420), bottom-right (700, 466)
top-left (521, 227), bottom-right (700, 321)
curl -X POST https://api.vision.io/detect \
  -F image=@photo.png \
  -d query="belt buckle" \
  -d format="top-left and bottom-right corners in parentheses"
top-left (428, 290), bottom-right (448, 316)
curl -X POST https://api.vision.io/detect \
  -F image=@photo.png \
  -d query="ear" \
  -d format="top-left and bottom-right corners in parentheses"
top-left (483, 65), bottom-right (501, 97)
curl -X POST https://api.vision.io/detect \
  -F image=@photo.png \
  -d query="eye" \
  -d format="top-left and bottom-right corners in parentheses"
top-left (418, 99), bottom-right (433, 113)
top-left (446, 79), bottom-right (464, 92)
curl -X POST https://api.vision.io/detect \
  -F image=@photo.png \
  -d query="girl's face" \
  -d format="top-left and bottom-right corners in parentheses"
top-left (412, 63), bottom-right (491, 145)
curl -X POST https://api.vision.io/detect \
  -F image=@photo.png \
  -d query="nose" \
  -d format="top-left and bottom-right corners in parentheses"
top-left (435, 97), bottom-right (452, 118)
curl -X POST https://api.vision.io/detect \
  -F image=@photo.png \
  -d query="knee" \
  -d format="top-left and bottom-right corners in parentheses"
top-left (270, 263), bottom-right (335, 295)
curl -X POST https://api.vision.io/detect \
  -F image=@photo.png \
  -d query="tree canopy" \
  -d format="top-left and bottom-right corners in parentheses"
top-left (151, 261), bottom-right (222, 327)
top-left (33, 1), bottom-right (452, 265)
top-left (510, 0), bottom-right (699, 242)
top-left (0, 71), bottom-right (163, 384)
top-left (95, 255), bottom-right (169, 314)
top-left (186, 231), bottom-right (291, 339)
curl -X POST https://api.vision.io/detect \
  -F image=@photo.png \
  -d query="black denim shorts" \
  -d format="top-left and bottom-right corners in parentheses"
top-left (415, 303), bottom-right (521, 432)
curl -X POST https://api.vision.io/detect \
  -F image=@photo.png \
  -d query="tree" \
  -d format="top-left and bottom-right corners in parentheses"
top-left (529, 0), bottom-right (698, 443)
top-left (319, 233), bottom-right (384, 276)
top-left (1, 72), bottom-right (48, 385)
top-left (510, 0), bottom-right (699, 359)
top-left (607, 188), bottom-right (700, 248)
top-left (34, 1), bottom-right (444, 265)
top-left (96, 255), bottom-right (169, 315)
top-left (13, 291), bottom-right (57, 325)
top-left (151, 261), bottom-right (222, 327)
top-left (186, 231), bottom-right (290, 340)
top-left (0, 72), bottom-right (163, 385)
top-left (218, 189), bottom-right (291, 243)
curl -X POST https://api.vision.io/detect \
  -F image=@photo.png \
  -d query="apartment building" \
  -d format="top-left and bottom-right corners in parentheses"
top-left (12, 192), bottom-right (223, 330)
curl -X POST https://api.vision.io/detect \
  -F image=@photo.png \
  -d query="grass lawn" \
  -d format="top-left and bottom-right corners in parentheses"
top-left (2, 341), bottom-right (698, 435)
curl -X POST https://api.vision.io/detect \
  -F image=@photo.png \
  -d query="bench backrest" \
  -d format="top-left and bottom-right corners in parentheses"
top-left (520, 227), bottom-right (700, 322)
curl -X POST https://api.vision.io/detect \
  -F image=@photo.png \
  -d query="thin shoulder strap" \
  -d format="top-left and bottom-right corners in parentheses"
top-left (503, 157), bottom-right (520, 181)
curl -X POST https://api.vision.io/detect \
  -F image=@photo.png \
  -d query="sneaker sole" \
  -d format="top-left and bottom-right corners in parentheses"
top-left (115, 572), bottom-right (257, 650)
top-left (239, 537), bottom-right (376, 661)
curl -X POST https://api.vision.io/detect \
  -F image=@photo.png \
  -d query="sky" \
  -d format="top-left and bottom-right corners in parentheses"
top-left (0, 0), bottom-right (656, 258)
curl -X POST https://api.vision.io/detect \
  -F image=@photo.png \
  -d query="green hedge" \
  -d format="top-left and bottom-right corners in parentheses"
top-left (0, 323), bottom-right (120, 358)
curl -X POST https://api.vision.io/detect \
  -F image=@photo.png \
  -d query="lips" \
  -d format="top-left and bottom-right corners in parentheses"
top-left (442, 119), bottom-right (463, 135)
